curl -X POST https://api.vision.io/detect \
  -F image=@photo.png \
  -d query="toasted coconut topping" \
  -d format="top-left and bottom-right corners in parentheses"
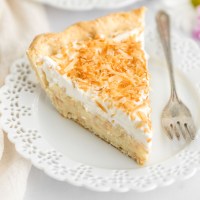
top-left (146, 138), bottom-right (152, 143)
top-left (49, 36), bottom-right (151, 131)
top-left (96, 101), bottom-right (107, 113)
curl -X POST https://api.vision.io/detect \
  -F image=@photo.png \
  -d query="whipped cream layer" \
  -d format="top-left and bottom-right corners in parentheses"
top-left (38, 55), bottom-right (152, 148)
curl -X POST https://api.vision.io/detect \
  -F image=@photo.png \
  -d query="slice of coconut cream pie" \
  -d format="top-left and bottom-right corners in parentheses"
top-left (27, 7), bottom-right (152, 165)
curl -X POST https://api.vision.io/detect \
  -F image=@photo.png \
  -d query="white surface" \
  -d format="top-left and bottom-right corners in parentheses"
top-left (24, 2), bottom-right (200, 200)
top-left (32, 0), bottom-right (142, 10)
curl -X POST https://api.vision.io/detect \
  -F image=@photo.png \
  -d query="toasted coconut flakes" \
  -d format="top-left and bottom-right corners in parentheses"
top-left (144, 128), bottom-right (149, 133)
top-left (64, 58), bottom-right (77, 73)
top-left (130, 114), bottom-right (136, 120)
top-left (96, 101), bottom-right (107, 113)
top-left (118, 49), bottom-right (132, 59)
top-left (49, 36), bottom-right (151, 129)
top-left (137, 111), bottom-right (147, 121)
top-left (135, 121), bottom-right (145, 129)
top-left (146, 138), bottom-right (152, 143)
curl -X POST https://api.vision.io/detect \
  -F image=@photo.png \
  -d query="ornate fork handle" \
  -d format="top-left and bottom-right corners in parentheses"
top-left (156, 11), bottom-right (179, 101)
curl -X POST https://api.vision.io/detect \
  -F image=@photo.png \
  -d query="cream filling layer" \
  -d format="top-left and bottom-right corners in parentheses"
top-left (38, 55), bottom-right (152, 149)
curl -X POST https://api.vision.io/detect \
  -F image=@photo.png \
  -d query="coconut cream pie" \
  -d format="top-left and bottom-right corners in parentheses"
top-left (27, 7), bottom-right (152, 165)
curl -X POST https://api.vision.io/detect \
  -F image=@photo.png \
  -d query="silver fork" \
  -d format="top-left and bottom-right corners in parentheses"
top-left (156, 10), bottom-right (196, 140)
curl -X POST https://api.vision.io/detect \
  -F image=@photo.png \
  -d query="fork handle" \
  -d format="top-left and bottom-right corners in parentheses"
top-left (156, 11), bottom-right (179, 101)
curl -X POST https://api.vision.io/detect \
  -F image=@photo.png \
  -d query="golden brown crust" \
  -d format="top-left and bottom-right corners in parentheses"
top-left (27, 7), bottom-right (145, 64)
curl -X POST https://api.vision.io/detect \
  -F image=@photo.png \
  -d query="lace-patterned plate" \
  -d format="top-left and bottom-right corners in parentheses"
top-left (33, 0), bottom-right (141, 10)
top-left (1, 30), bottom-right (200, 192)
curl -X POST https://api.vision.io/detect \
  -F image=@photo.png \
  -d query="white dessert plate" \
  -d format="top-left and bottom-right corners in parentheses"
top-left (1, 29), bottom-right (200, 192)
top-left (33, 0), bottom-right (142, 10)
